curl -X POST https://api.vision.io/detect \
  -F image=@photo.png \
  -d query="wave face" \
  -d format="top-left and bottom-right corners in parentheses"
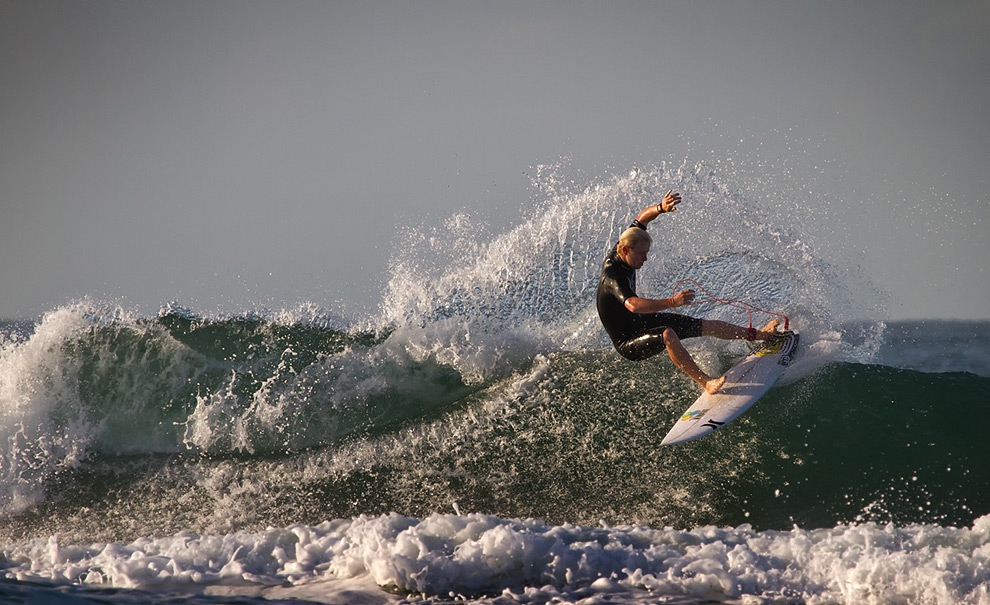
top-left (2, 164), bottom-right (988, 603)
top-left (1, 314), bottom-right (986, 536)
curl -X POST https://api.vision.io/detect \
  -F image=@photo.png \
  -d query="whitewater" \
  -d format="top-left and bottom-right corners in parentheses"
top-left (2, 162), bottom-right (988, 604)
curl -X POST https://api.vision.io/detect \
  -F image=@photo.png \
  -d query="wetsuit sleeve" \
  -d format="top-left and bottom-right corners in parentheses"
top-left (600, 264), bottom-right (636, 305)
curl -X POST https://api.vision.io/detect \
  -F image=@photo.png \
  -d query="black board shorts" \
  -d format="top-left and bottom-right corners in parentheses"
top-left (614, 312), bottom-right (704, 361)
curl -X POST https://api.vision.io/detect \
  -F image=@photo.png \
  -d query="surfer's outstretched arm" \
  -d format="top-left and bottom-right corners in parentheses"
top-left (624, 288), bottom-right (696, 314)
top-left (632, 190), bottom-right (681, 228)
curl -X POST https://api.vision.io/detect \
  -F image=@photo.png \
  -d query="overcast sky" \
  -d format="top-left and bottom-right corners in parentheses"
top-left (2, 0), bottom-right (987, 320)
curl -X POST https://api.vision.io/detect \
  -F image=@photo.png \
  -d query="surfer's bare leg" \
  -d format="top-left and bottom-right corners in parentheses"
top-left (702, 319), bottom-right (780, 341)
top-left (663, 328), bottom-right (725, 394)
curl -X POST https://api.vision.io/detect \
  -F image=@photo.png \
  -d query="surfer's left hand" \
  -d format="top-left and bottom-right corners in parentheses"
top-left (659, 190), bottom-right (682, 213)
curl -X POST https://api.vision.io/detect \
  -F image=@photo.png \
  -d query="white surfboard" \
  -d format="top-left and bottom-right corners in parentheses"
top-left (660, 331), bottom-right (799, 445)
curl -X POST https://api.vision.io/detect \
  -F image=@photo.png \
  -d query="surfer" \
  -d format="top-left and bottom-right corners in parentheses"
top-left (596, 190), bottom-right (780, 394)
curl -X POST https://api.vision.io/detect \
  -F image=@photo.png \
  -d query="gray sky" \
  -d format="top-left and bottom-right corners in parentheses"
top-left (2, 0), bottom-right (987, 320)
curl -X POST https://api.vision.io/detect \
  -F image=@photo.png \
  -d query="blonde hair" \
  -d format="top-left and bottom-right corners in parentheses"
top-left (618, 227), bottom-right (651, 252)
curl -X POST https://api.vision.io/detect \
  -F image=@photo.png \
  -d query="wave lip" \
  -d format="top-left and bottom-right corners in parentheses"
top-left (0, 305), bottom-right (111, 514)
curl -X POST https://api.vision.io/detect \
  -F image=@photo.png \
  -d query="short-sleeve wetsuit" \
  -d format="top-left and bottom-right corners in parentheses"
top-left (596, 221), bottom-right (702, 361)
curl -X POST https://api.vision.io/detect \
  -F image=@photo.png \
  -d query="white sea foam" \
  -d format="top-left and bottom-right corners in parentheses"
top-left (3, 513), bottom-right (988, 604)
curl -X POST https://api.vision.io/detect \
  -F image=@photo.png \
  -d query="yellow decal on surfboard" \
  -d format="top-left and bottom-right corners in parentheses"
top-left (754, 334), bottom-right (788, 357)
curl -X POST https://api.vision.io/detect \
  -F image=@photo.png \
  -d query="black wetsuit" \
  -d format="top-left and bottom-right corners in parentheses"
top-left (596, 222), bottom-right (702, 361)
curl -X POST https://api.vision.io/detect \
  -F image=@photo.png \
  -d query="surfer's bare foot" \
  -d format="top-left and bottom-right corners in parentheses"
top-left (759, 319), bottom-right (780, 339)
top-left (703, 375), bottom-right (726, 395)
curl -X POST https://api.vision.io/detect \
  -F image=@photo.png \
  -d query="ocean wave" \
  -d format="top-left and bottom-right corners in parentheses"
top-left (3, 318), bottom-right (987, 541)
top-left (2, 164), bottom-right (987, 603)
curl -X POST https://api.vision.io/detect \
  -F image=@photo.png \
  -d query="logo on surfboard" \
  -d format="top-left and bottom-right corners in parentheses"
top-left (679, 409), bottom-right (709, 422)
